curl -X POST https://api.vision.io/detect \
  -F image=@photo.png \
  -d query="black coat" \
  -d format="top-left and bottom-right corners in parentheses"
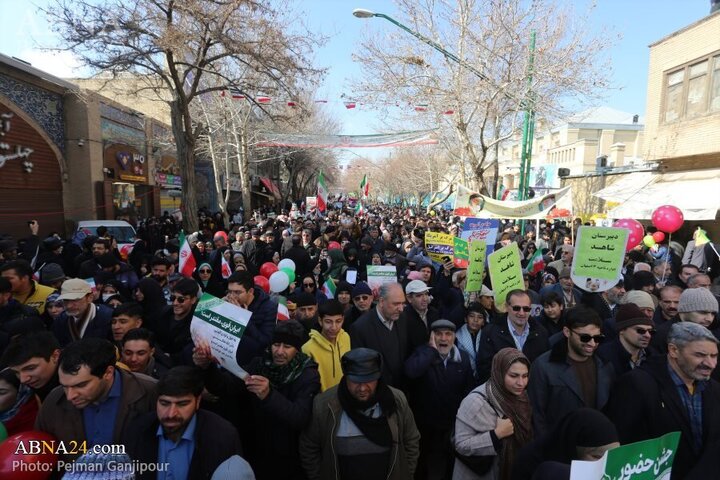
top-left (404, 345), bottom-right (476, 430)
top-left (404, 304), bottom-right (441, 352)
top-left (204, 355), bottom-right (320, 480)
top-left (605, 355), bottom-right (720, 480)
top-left (52, 304), bottom-right (113, 347)
top-left (597, 338), bottom-right (651, 377)
top-left (477, 318), bottom-right (550, 383)
top-left (123, 409), bottom-right (242, 480)
top-left (283, 245), bottom-right (312, 279)
top-left (348, 308), bottom-right (410, 389)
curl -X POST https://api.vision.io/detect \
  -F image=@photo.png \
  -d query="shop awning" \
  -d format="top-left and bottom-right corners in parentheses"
top-left (259, 177), bottom-right (281, 200)
top-left (593, 169), bottom-right (720, 220)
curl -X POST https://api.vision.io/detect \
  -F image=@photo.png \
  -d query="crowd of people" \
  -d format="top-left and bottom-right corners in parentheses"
top-left (0, 204), bottom-right (718, 480)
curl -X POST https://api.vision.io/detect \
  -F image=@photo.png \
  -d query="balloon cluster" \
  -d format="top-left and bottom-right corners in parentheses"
top-left (0, 430), bottom-right (58, 479)
top-left (613, 205), bottom-right (684, 251)
top-left (256, 259), bottom-right (297, 294)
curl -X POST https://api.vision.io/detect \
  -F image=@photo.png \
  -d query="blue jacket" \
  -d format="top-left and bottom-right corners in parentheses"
top-left (404, 344), bottom-right (476, 430)
top-left (53, 304), bottom-right (113, 347)
top-left (235, 287), bottom-right (278, 365)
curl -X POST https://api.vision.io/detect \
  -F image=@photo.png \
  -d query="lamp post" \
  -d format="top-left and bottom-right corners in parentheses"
top-left (353, 8), bottom-right (536, 219)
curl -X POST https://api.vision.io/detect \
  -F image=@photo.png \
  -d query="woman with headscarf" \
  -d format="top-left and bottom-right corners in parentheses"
top-left (453, 348), bottom-right (533, 480)
top-left (134, 277), bottom-right (170, 331)
top-left (0, 368), bottom-right (39, 435)
top-left (292, 273), bottom-right (328, 305)
top-left (326, 248), bottom-right (348, 284)
top-left (193, 262), bottom-right (226, 298)
top-left (510, 408), bottom-right (619, 480)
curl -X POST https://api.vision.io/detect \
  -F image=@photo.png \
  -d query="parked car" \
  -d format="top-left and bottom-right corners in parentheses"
top-left (75, 220), bottom-right (137, 259)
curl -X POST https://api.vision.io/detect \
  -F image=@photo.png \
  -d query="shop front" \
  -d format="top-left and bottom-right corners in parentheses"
top-left (101, 143), bottom-right (155, 222)
top-left (155, 154), bottom-right (182, 218)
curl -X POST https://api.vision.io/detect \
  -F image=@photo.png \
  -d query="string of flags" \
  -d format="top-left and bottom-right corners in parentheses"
top-left (220, 88), bottom-right (456, 115)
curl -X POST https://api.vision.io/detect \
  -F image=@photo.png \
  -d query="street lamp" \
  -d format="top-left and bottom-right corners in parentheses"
top-left (353, 7), bottom-right (537, 225)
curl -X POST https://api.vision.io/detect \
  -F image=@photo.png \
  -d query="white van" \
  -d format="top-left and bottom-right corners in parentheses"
top-left (76, 220), bottom-right (137, 259)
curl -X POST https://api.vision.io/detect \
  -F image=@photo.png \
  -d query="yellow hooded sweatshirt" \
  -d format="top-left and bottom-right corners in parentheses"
top-left (301, 328), bottom-right (351, 391)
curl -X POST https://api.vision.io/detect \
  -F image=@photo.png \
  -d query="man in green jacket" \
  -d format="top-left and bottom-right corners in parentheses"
top-left (299, 348), bottom-right (420, 480)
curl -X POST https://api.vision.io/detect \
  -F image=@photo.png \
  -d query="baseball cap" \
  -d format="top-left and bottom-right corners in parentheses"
top-left (405, 280), bottom-right (431, 295)
top-left (59, 278), bottom-right (92, 300)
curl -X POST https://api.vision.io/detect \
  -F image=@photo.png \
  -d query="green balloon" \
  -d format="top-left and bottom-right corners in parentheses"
top-left (281, 268), bottom-right (295, 284)
top-left (0, 421), bottom-right (7, 443)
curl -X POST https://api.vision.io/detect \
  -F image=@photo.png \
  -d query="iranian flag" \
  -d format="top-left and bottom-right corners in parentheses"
top-left (317, 171), bottom-right (328, 213)
top-left (277, 295), bottom-right (290, 321)
top-left (360, 174), bottom-right (369, 198)
top-left (321, 278), bottom-right (336, 299)
top-left (354, 201), bottom-right (364, 216)
top-left (525, 249), bottom-right (545, 275)
top-left (178, 232), bottom-right (197, 278)
top-left (221, 255), bottom-right (232, 279)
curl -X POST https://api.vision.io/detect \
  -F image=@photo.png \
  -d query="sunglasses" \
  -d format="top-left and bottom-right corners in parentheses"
top-left (571, 330), bottom-right (605, 344)
top-left (170, 295), bottom-right (188, 303)
top-left (354, 295), bottom-right (371, 301)
top-left (199, 269), bottom-right (212, 274)
top-left (634, 327), bottom-right (655, 335)
top-left (303, 283), bottom-right (315, 287)
top-left (510, 305), bottom-right (532, 312)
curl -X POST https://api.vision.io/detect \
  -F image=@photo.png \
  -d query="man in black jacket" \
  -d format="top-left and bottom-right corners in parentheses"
top-left (606, 322), bottom-right (720, 480)
top-left (124, 366), bottom-right (243, 480)
top-left (403, 280), bottom-right (440, 352)
top-left (477, 289), bottom-right (550, 383)
top-left (597, 303), bottom-right (654, 377)
top-left (349, 282), bottom-right (410, 390)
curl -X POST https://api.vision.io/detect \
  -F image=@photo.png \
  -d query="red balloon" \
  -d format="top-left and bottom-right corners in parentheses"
top-left (254, 275), bottom-right (270, 293)
top-left (328, 241), bottom-right (342, 250)
top-left (0, 431), bottom-right (57, 479)
top-left (259, 262), bottom-right (278, 279)
top-left (651, 205), bottom-right (684, 234)
top-left (613, 218), bottom-right (645, 252)
top-left (652, 231), bottom-right (666, 243)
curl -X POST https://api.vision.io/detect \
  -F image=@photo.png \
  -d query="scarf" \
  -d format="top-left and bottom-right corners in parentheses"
top-left (258, 350), bottom-right (313, 388)
top-left (0, 383), bottom-right (34, 423)
top-left (486, 348), bottom-right (533, 480)
top-left (337, 378), bottom-right (396, 448)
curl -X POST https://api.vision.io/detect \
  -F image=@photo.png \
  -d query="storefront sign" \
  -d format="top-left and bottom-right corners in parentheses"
top-left (222, 175), bottom-right (242, 192)
top-left (116, 151), bottom-right (144, 175)
top-left (155, 172), bottom-right (182, 187)
top-left (119, 174), bottom-right (146, 182)
top-left (0, 113), bottom-right (34, 169)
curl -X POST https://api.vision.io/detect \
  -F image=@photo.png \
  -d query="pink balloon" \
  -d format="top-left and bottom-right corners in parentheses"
top-left (651, 205), bottom-right (684, 234)
top-left (613, 218), bottom-right (645, 252)
top-left (328, 241), bottom-right (342, 250)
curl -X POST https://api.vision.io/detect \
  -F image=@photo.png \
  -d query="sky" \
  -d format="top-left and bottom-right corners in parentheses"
top-left (0, 0), bottom-right (713, 164)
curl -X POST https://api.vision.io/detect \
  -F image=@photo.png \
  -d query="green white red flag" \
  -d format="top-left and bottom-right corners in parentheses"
top-left (221, 256), bottom-right (232, 279)
top-left (277, 295), bottom-right (290, 321)
top-left (317, 171), bottom-right (328, 213)
top-left (360, 174), bottom-right (369, 198)
top-left (179, 232), bottom-right (197, 278)
top-left (525, 248), bottom-right (545, 275)
top-left (321, 279), bottom-right (336, 299)
top-left (354, 201), bottom-right (365, 216)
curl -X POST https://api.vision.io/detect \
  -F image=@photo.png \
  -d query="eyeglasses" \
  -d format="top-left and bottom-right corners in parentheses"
top-left (354, 295), bottom-right (371, 301)
top-left (510, 305), bottom-right (532, 312)
top-left (303, 283), bottom-right (315, 287)
top-left (571, 330), bottom-right (605, 344)
top-left (170, 295), bottom-right (188, 303)
top-left (199, 269), bottom-right (212, 274)
top-left (633, 327), bottom-right (655, 335)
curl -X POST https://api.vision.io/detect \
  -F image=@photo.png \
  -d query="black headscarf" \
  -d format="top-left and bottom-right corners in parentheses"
top-left (512, 409), bottom-right (618, 480)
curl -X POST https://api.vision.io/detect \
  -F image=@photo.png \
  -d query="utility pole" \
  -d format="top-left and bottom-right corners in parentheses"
top-left (517, 31), bottom-right (537, 233)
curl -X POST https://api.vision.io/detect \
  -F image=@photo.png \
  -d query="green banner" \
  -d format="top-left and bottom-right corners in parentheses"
top-left (572, 227), bottom-right (628, 288)
top-left (465, 241), bottom-right (487, 292)
top-left (570, 431), bottom-right (680, 480)
top-left (453, 237), bottom-right (469, 268)
top-left (487, 243), bottom-right (524, 305)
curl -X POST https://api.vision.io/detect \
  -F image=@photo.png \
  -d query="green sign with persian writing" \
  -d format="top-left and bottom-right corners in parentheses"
top-left (465, 240), bottom-right (487, 292)
top-left (573, 227), bottom-right (628, 282)
top-left (487, 243), bottom-right (524, 305)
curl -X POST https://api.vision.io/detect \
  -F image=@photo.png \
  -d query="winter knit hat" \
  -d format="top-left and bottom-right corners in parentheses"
top-left (623, 290), bottom-right (655, 311)
top-left (678, 288), bottom-right (719, 313)
top-left (615, 303), bottom-right (655, 331)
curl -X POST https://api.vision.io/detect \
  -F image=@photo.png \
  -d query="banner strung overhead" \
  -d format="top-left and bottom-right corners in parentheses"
top-left (256, 130), bottom-right (438, 148)
top-left (453, 184), bottom-right (572, 220)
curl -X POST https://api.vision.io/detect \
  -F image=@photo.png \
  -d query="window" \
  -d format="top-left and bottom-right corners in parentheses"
top-left (663, 50), bottom-right (720, 122)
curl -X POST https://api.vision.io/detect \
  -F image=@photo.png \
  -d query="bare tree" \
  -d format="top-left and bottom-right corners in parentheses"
top-left (44, 0), bottom-right (324, 230)
top-left (352, 0), bottom-right (613, 196)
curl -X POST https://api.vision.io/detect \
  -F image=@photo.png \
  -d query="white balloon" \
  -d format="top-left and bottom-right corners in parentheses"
top-left (277, 258), bottom-right (296, 272)
top-left (269, 270), bottom-right (290, 293)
